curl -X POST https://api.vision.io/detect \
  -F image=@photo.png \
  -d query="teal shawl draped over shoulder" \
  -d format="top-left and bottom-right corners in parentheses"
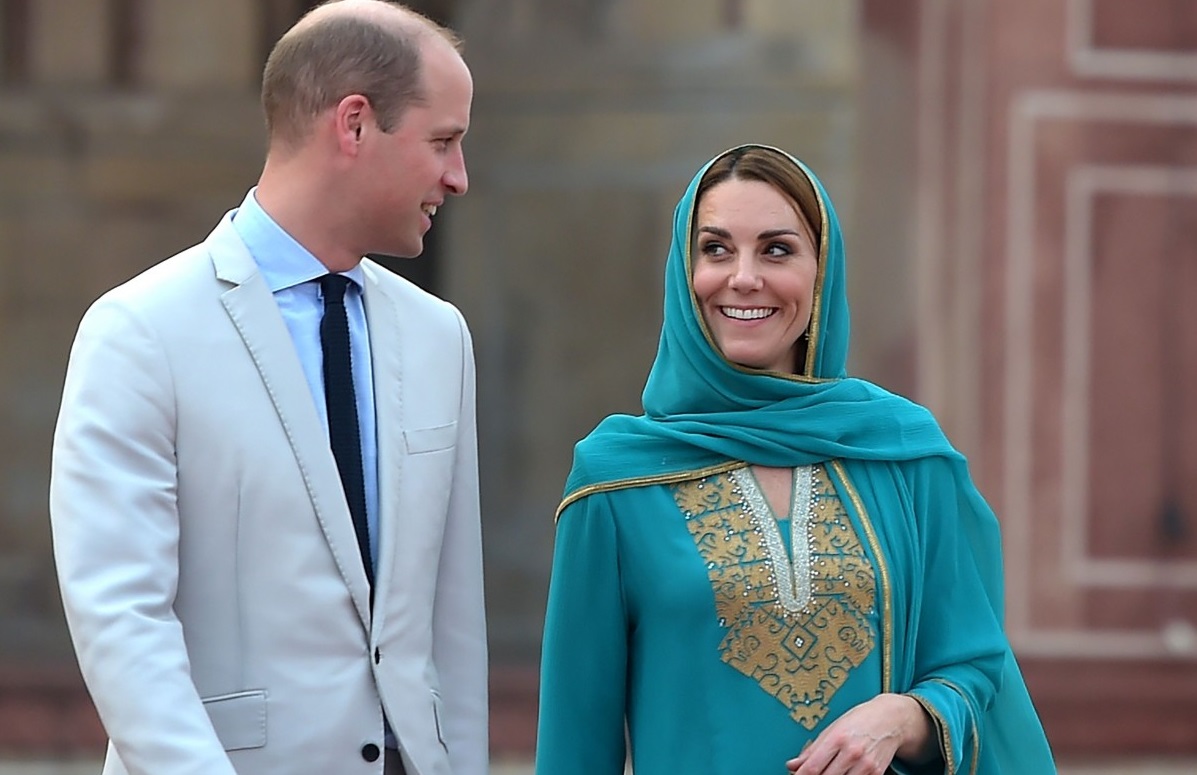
top-left (558, 145), bottom-right (1055, 773)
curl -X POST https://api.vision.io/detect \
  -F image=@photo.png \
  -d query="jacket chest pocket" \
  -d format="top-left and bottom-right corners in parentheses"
top-left (403, 422), bottom-right (457, 454)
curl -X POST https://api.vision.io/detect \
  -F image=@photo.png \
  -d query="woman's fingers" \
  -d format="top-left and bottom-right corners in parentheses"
top-left (784, 695), bottom-right (915, 774)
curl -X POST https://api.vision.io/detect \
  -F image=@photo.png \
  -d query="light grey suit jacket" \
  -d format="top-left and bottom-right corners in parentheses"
top-left (49, 215), bottom-right (488, 775)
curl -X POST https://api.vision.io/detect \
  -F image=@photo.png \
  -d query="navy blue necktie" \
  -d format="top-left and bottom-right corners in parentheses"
top-left (320, 274), bottom-right (373, 587)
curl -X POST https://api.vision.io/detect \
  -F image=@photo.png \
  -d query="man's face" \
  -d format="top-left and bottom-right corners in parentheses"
top-left (361, 38), bottom-right (472, 258)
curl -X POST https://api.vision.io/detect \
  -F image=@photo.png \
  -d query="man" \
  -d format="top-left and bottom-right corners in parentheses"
top-left (48, 2), bottom-right (486, 773)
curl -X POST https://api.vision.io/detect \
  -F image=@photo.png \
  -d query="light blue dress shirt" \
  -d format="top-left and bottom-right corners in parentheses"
top-left (231, 189), bottom-right (380, 567)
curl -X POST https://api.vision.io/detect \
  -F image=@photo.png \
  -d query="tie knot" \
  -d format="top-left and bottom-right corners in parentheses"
top-left (320, 274), bottom-right (352, 306)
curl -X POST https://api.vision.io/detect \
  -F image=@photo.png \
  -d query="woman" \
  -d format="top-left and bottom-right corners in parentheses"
top-left (535, 145), bottom-right (1055, 775)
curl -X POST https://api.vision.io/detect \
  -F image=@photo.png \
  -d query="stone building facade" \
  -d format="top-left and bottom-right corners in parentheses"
top-left (0, 0), bottom-right (1194, 760)
top-left (875, 0), bottom-right (1197, 756)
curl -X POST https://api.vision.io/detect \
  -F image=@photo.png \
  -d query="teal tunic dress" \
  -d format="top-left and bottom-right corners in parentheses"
top-left (542, 458), bottom-right (1017, 775)
top-left (536, 145), bottom-right (1056, 775)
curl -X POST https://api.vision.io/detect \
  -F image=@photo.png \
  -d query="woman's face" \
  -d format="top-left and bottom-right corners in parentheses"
top-left (691, 177), bottom-right (819, 374)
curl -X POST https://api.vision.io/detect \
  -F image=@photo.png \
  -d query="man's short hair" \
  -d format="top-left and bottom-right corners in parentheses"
top-left (261, 1), bottom-right (461, 149)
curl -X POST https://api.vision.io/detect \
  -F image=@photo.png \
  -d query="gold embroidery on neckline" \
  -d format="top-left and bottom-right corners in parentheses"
top-left (730, 466), bottom-right (815, 615)
top-left (672, 465), bottom-right (877, 730)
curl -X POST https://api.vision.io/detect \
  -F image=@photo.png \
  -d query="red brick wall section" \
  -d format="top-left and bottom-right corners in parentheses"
top-left (0, 666), bottom-right (104, 758)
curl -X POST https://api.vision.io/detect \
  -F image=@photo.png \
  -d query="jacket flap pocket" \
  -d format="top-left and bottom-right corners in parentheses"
top-left (404, 422), bottom-right (457, 454)
top-left (203, 690), bottom-right (267, 752)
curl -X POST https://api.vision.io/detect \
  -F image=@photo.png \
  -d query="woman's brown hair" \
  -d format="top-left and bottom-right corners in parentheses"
top-left (693, 146), bottom-right (821, 249)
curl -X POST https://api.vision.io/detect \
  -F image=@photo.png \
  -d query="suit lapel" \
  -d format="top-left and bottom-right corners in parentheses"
top-left (361, 262), bottom-right (403, 626)
top-left (208, 217), bottom-right (373, 629)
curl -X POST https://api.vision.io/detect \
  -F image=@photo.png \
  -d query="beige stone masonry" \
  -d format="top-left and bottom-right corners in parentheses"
top-left (28, 0), bottom-right (110, 86)
top-left (140, 0), bottom-right (258, 89)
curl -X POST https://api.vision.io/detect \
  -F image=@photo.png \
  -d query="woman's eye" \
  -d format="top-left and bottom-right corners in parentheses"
top-left (764, 242), bottom-right (793, 257)
top-left (700, 242), bottom-right (729, 258)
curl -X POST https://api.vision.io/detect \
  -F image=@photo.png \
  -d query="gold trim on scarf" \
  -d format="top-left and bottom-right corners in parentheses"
top-left (969, 709), bottom-right (980, 775)
top-left (908, 693), bottom-right (957, 775)
top-left (829, 460), bottom-right (893, 693)
top-left (929, 677), bottom-right (981, 775)
top-left (555, 460), bottom-right (744, 521)
top-left (682, 144), bottom-right (833, 384)
top-left (800, 154), bottom-right (830, 377)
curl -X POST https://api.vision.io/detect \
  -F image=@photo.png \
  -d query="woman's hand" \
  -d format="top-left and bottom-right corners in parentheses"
top-left (785, 693), bottom-right (936, 775)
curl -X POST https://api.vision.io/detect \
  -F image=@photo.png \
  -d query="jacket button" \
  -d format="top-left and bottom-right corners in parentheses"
top-left (361, 743), bottom-right (381, 762)
top-left (374, 647), bottom-right (381, 664)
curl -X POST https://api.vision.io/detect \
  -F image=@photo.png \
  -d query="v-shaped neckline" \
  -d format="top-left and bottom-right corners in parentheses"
top-left (732, 465), bottom-right (816, 615)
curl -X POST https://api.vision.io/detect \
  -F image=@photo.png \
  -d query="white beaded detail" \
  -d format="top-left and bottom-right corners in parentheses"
top-left (730, 466), bottom-right (815, 614)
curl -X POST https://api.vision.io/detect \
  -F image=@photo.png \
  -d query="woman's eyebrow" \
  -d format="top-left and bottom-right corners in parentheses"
top-left (758, 229), bottom-right (802, 239)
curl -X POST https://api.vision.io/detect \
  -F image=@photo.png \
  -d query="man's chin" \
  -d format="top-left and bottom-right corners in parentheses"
top-left (378, 241), bottom-right (423, 260)
top-left (403, 234), bottom-right (425, 258)
top-left (365, 246), bottom-right (421, 261)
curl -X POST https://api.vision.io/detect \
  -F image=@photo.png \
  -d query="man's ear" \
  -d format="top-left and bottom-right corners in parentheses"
top-left (335, 94), bottom-right (371, 154)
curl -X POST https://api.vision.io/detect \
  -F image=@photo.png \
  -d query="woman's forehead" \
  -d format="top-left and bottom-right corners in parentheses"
top-left (695, 179), bottom-right (817, 243)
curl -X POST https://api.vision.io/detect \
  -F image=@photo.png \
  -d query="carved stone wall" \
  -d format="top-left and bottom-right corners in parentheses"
top-left (862, 0), bottom-right (1197, 755)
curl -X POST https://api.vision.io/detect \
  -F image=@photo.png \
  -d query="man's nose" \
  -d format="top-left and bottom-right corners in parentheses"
top-left (445, 148), bottom-right (468, 196)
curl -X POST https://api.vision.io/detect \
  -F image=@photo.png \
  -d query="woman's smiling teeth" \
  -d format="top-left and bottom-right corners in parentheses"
top-left (421, 204), bottom-right (438, 217)
top-left (720, 306), bottom-right (775, 320)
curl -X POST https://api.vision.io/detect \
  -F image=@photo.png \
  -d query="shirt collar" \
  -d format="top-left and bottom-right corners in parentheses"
top-left (231, 187), bottom-right (365, 292)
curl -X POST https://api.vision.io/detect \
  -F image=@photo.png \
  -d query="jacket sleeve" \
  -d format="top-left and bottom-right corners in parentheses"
top-left (535, 483), bottom-right (628, 775)
top-left (49, 296), bottom-right (238, 775)
top-left (432, 311), bottom-right (489, 775)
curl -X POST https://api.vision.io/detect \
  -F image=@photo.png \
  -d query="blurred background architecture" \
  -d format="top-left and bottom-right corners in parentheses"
top-left (0, 0), bottom-right (1195, 767)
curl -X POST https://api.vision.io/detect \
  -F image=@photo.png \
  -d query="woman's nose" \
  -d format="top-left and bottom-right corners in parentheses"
top-left (728, 257), bottom-right (762, 291)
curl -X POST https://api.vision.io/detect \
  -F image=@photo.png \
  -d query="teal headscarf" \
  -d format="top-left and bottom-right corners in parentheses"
top-left (561, 144), bottom-right (959, 498)
top-left (559, 144), bottom-right (1055, 772)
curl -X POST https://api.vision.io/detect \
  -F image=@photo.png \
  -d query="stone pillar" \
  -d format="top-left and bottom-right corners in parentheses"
top-left (28, 0), bottom-right (110, 85)
top-left (0, 2), bottom-right (264, 755)
top-left (0, 4), bottom-right (7, 78)
top-left (140, 0), bottom-right (259, 89)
